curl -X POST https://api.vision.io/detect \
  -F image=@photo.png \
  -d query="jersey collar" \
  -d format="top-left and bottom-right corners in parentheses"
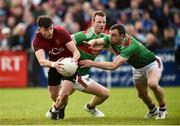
top-left (120, 34), bottom-right (130, 47)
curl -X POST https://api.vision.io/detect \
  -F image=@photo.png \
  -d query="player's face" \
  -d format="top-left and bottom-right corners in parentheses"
top-left (92, 15), bottom-right (106, 34)
top-left (110, 29), bottom-right (123, 45)
top-left (39, 26), bottom-right (54, 39)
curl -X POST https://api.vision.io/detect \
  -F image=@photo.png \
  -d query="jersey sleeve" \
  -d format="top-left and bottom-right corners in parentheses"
top-left (73, 31), bottom-right (86, 45)
top-left (103, 35), bottom-right (111, 48)
top-left (32, 34), bottom-right (42, 52)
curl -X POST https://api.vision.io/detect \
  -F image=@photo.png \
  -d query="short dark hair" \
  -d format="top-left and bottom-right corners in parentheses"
top-left (37, 15), bottom-right (53, 28)
top-left (110, 24), bottom-right (126, 35)
top-left (92, 11), bottom-right (106, 21)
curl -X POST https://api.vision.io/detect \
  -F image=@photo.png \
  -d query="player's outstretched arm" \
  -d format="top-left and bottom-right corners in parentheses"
top-left (84, 38), bottom-right (106, 47)
top-left (80, 55), bottom-right (127, 70)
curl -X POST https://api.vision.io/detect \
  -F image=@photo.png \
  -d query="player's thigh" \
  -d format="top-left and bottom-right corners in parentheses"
top-left (147, 68), bottom-right (162, 87)
top-left (60, 80), bottom-right (75, 95)
top-left (133, 68), bottom-right (146, 85)
top-left (147, 57), bottom-right (163, 86)
top-left (82, 80), bottom-right (109, 97)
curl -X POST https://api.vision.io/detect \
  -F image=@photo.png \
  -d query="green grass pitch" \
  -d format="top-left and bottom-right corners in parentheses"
top-left (0, 87), bottom-right (180, 125)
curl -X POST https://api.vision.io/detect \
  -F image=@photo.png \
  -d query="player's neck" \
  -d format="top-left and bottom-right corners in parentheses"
top-left (92, 27), bottom-right (100, 35)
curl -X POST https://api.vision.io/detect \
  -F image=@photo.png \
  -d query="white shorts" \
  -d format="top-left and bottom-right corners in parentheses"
top-left (74, 74), bottom-right (94, 91)
top-left (133, 56), bottom-right (163, 84)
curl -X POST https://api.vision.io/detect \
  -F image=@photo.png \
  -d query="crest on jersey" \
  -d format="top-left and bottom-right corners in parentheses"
top-left (49, 47), bottom-right (64, 55)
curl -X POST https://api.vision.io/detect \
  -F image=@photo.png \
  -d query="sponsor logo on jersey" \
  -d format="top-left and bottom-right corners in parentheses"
top-left (49, 47), bottom-right (64, 55)
top-left (85, 29), bottom-right (94, 39)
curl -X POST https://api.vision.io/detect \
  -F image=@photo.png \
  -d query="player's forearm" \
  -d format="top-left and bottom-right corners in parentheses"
top-left (90, 61), bottom-right (118, 70)
top-left (72, 49), bottom-right (80, 61)
top-left (38, 59), bottom-right (54, 68)
top-left (91, 39), bottom-right (98, 46)
top-left (92, 38), bottom-right (105, 46)
top-left (66, 40), bottom-right (80, 61)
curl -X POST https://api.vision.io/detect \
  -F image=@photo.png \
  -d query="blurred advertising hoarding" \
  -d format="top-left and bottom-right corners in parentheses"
top-left (39, 48), bottom-right (180, 87)
top-left (89, 49), bottom-right (180, 87)
top-left (0, 51), bottom-right (27, 87)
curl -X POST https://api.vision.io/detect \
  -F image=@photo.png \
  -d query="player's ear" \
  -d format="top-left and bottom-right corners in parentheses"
top-left (91, 19), bottom-right (94, 24)
top-left (121, 33), bottom-right (127, 43)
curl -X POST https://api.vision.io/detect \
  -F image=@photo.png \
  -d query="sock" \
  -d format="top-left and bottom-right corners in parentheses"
top-left (87, 104), bottom-right (95, 109)
top-left (159, 103), bottom-right (165, 108)
top-left (52, 106), bottom-right (59, 113)
top-left (148, 104), bottom-right (156, 111)
top-left (159, 106), bottom-right (166, 112)
top-left (150, 107), bottom-right (157, 113)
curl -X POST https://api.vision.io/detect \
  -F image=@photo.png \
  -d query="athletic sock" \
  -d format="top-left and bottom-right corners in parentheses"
top-left (148, 104), bottom-right (156, 111)
top-left (52, 106), bottom-right (59, 113)
top-left (159, 106), bottom-right (166, 112)
top-left (150, 108), bottom-right (157, 113)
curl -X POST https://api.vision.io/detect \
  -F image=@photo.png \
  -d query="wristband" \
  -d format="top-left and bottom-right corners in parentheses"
top-left (51, 62), bottom-right (55, 68)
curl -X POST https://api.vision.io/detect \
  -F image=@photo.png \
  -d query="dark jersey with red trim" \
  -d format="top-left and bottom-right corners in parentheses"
top-left (32, 26), bottom-right (72, 61)
top-left (103, 34), bottom-right (156, 69)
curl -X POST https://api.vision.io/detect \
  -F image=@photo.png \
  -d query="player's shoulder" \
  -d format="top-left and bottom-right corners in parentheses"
top-left (129, 35), bottom-right (139, 43)
top-left (100, 33), bottom-right (108, 37)
top-left (53, 25), bottom-right (66, 32)
top-left (32, 32), bottom-right (43, 44)
top-left (32, 32), bottom-right (44, 50)
top-left (77, 28), bottom-right (91, 35)
top-left (73, 28), bottom-right (89, 37)
top-left (54, 25), bottom-right (71, 37)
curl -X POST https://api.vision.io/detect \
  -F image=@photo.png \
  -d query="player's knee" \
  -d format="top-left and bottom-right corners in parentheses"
top-left (138, 91), bottom-right (148, 99)
top-left (148, 80), bottom-right (158, 90)
top-left (103, 89), bottom-right (109, 99)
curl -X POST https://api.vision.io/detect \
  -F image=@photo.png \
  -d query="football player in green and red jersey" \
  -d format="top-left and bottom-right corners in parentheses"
top-left (80, 24), bottom-right (167, 120)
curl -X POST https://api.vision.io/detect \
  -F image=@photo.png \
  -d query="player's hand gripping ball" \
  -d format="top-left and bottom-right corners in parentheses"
top-left (57, 57), bottom-right (78, 77)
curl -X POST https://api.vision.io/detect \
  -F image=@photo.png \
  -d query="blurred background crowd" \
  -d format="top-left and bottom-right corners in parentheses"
top-left (0, 0), bottom-right (180, 86)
